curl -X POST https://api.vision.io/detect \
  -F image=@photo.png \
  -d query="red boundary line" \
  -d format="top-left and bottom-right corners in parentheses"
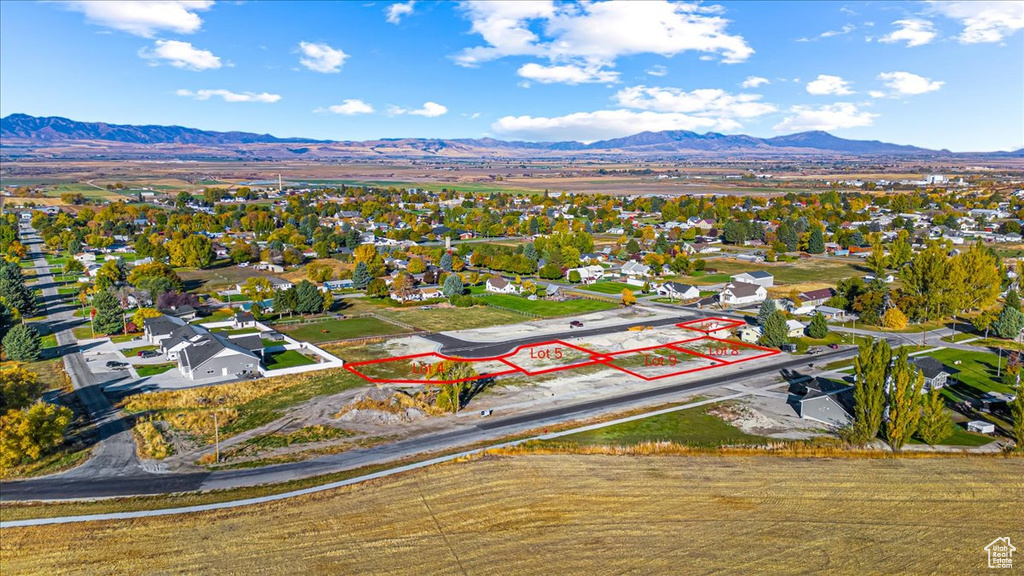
top-left (343, 318), bottom-right (781, 385)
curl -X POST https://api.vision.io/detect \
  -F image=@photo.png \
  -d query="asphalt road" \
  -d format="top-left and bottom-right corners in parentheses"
top-left (424, 314), bottom-right (696, 358)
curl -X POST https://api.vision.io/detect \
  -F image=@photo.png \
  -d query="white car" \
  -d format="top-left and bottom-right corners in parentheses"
top-left (238, 262), bottom-right (249, 268)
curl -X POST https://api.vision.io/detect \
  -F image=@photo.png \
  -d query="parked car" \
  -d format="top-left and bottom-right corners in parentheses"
top-left (828, 343), bottom-right (840, 349)
top-left (138, 350), bottom-right (159, 358)
top-left (105, 360), bottom-right (128, 368)
top-left (570, 320), bottom-right (584, 328)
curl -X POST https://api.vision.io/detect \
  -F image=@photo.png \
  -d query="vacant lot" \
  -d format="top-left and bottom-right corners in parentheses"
top-left (272, 317), bottom-right (410, 343)
top-left (480, 294), bottom-right (619, 317)
top-left (3, 454), bottom-right (1021, 574)
top-left (703, 257), bottom-right (868, 288)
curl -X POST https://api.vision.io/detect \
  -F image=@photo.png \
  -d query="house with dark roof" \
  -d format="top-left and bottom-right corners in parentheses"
top-left (234, 311), bottom-right (256, 329)
top-left (177, 333), bottom-right (260, 381)
top-left (657, 282), bottom-right (700, 300)
top-left (912, 356), bottom-right (958, 392)
top-left (730, 270), bottom-right (774, 287)
top-left (144, 315), bottom-right (188, 344)
top-left (798, 288), bottom-right (836, 307)
top-left (485, 274), bottom-right (519, 294)
top-left (798, 379), bottom-right (854, 427)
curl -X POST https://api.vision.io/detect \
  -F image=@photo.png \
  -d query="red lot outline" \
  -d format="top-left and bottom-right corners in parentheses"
top-left (343, 317), bottom-right (779, 385)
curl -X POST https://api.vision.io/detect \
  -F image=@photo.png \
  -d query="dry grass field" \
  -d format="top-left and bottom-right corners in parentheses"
top-left (3, 454), bottom-right (1021, 575)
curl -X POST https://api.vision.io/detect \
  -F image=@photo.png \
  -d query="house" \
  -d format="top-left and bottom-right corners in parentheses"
top-left (814, 305), bottom-right (846, 320)
top-left (234, 311), bottom-right (256, 329)
top-left (912, 356), bottom-right (957, 392)
top-left (485, 274), bottom-right (519, 294)
top-left (738, 325), bottom-right (761, 343)
top-left (967, 420), bottom-right (996, 434)
top-left (798, 379), bottom-right (854, 427)
top-left (730, 271), bottom-right (774, 287)
top-left (160, 305), bottom-right (197, 321)
top-left (544, 284), bottom-right (563, 300)
top-left (143, 314), bottom-right (188, 345)
top-left (565, 265), bottom-right (605, 284)
top-left (719, 281), bottom-right (768, 307)
top-left (657, 282), bottom-right (700, 300)
top-left (786, 319), bottom-right (806, 338)
top-left (419, 287), bottom-right (442, 300)
top-left (620, 260), bottom-right (651, 279)
top-left (234, 276), bottom-right (293, 293)
top-left (324, 279), bottom-right (353, 291)
top-left (176, 333), bottom-right (260, 381)
top-left (798, 288), bottom-right (835, 307)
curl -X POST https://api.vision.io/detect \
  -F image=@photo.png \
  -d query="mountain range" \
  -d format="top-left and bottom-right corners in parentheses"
top-left (2, 113), bottom-right (1016, 158)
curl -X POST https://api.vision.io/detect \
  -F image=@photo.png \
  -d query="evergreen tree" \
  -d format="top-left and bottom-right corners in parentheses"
top-left (274, 287), bottom-right (299, 316)
top-left (0, 300), bottom-right (11, 343)
top-left (442, 274), bottom-right (464, 298)
top-left (523, 243), bottom-right (538, 262)
top-left (0, 261), bottom-right (36, 317)
top-left (758, 310), bottom-right (788, 348)
top-left (807, 226), bottom-right (825, 254)
top-left (885, 346), bottom-right (924, 451)
top-left (851, 339), bottom-right (891, 444)
top-left (1006, 290), bottom-right (1021, 312)
top-left (757, 298), bottom-right (777, 326)
top-left (916, 388), bottom-right (955, 445)
top-left (777, 222), bottom-right (798, 252)
top-left (294, 280), bottom-right (324, 314)
top-left (994, 306), bottom-right (1024, 340)
top-left (92, 290), bottom-right (123, 335)
top-left (352, 261), bottom-right (373, 290)
top-left (2, 323), bottom-right (41, 362)
top-left (439, 252), bottom-right (453, 272)
top-left (807, 312), bottom-right (829, 339)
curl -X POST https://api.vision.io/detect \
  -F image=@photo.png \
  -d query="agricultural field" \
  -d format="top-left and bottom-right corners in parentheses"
top-left (3, 454), bottom-right (1021, 573)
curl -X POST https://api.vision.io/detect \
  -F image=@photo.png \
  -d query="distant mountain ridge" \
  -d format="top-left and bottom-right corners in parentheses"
top-left (0, 113), bottom-right (1003, 157)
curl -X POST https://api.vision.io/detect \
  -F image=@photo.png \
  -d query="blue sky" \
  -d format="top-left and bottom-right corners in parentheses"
top-left (1, 1), bottom-right (1022, 150)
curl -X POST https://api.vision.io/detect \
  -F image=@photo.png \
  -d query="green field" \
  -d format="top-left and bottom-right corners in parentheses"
top-left (553, 404), bottom-right (768, 448)
top-left (701, 257), bottom-right (868, 285)
top-left (121, 344), bottom-right (157, 358)
top-left (264, 350), bottom-right (317, 370)
top-left (272, 317), bottom-right (410, 343)
top-left (910, 424), bottom-right (995, 447)
top-left (480, 294), bottom-right (618, 317)
top-left (136, 363), bottom-right (176, 377)
top-left (580, 281), bottom-right (634, 294)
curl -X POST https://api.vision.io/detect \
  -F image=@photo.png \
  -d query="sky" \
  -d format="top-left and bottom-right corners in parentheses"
top-left (1, 1), bottom-right (1022, 151)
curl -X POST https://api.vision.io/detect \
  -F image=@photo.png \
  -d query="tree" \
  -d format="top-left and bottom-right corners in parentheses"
top-left (439, 252), bottom-right (453, 272)
top-left (352, 261), bottom-right (373, 290)
top-left (866, 242), bottom-right (888, 277)
top-left (306, 263), bottom-right (334, 284)
top-left (241, 277), bottom-right (275, 302)
top-left (92, 290), bottom-right (124, 335)
top-left (0, 366), bottom-right (44, 412)
top-left (365, 278), bottom-right (389, 299)
top-left (621, 288), bottom-right (637, 306)
top-left (568, 270), bottom-right (581, 283)
top-left (882, 307), bottom-right (908, 330)
top-left (62, 258), bottom-right (84, 279)
top-left (850, 339), bottom-right (891, 444)
top-left (0, 261), bottom-right (36, 317)
top-left (131, 307), bottom-right (162, 330)
top-left (93, 260), bottom-right (125, 292)
top-left (442, 273), bottom-right (464, 298)
top-left (807, 312), bottom-right (829, 339)
top-left (294, 280), bottom-right (324, 315)
top-left (429, 361), bottom-right (477, 413)
top-left (539, 263), bottom-right (562, 280)
top-left (885, 347), bottom-right (924, 451)
top-left (166, 235), bottom-right (213, 268)
top-left (916, 388), bottom-right (955, 445)
top-left (757, 298), bottom-right (777, 326)
top-left (2, 323), bottom-right (41, 362)
top-left (1011, 381), bottom-right (1024, 450)
top-left (758, 311), bottom-right (788, 348)
top-left (1006, 290), bottom-right (1022, 312)
top-left (407, 258), bottom-right (426, 274)
top-left (0, 401), bottom-right (73, 469)
top-left (807, 226), bottom-right (825, 254)
top-left (127, 262), bottom-right (183, 293)
top-left (994, 306), bottom-right (1024, 340)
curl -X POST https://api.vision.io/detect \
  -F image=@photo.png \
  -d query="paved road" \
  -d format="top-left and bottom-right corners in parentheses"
top-left (0, 345), bottom-right (856, 500)
top-left (20, 225), bottom-right (148, 481)
top-left (423, 314), bottom-right (695, 358)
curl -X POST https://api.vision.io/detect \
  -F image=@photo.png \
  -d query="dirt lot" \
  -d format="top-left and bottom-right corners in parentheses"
top-left (4, 454), bottom-right (1021, 574)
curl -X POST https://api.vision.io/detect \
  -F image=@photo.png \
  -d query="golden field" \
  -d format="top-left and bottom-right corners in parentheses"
top-left (3, 454), bottom-right (1022, 575)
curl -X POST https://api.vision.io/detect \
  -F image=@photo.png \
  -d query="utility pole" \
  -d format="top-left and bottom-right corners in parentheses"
top-left (213, 411), bottom-right (220, 464)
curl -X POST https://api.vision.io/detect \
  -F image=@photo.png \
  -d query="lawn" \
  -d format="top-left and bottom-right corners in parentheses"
top-left (791, 331), bottom-right (852, 353)
top-left (703, 257), bottom-right (868, 285)
top-left (4, 455), bottom-right (1020, 574)
top-left (39, 333), bottom-right (58, 351)
top-left (909, 424), bottom-right (995, 447)
top-left (553, 404), bottom-right (768, 448)
top-left (667, 271), bottom-right (732, 285)
top-left (580, 281), bottom-right (634, 294)
top-left (926, 348), bottom-right (1016, 397)
top-left (371, 304), bottom-right (526, 332)
top-left (136, 363), bottom-right (176, 377)
top-left (272, 317), bottom-right (410, 343)
top-left (480, 294), bottom-right (618, 317)
top-left (264, 350), bottom-right (317, 370)
top-left (121, 344), bottom-right (157, 358)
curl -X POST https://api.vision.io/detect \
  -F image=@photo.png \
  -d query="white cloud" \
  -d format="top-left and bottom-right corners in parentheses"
top-left (797, 23), bottom-right (855, 42)
top-left (297, 41), bottom-right (348, 73)
top-left (176, 89), bottom-right (281, 103)
top-left (806, 74), bottom-right (854, 95)
top-left (646, 65), bottom-right (668, 77)
top-left (491, 109), bottom-right (737, 143)
top-left (878, 71), bottom-right (944, 95)
top-left (386, 1), bottom-right (415, 24)
top-left (869, 90), bottom-right (887, 98)
top-left (517, 63), bottom-right (619, 84)
top-left (613, 85), bottom-right (776, 118)
top-left (773, 103), bottom-right (877, 132)
top-left (389, 101), bottom-right (448, 117)
top-left (929, 1), bottom-right (1024, 44)
top-left (741, 76), bottom-right (770, 88)
top-left (139, 40), bottom-right (221, 70)
top-left (316, 99), bottom-right (375, 115)
top-left (878, 19), bottom-right (937, 47)
top-left (59, 1), bottom-right (213, 37)
top-left (454, 0), bottom-right (753, 75)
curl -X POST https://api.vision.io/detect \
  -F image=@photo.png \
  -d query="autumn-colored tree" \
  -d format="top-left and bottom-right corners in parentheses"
top-left (621, 288), bottom-right (637, 306)
top-left (882, 307), bottom-right (908, 330)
